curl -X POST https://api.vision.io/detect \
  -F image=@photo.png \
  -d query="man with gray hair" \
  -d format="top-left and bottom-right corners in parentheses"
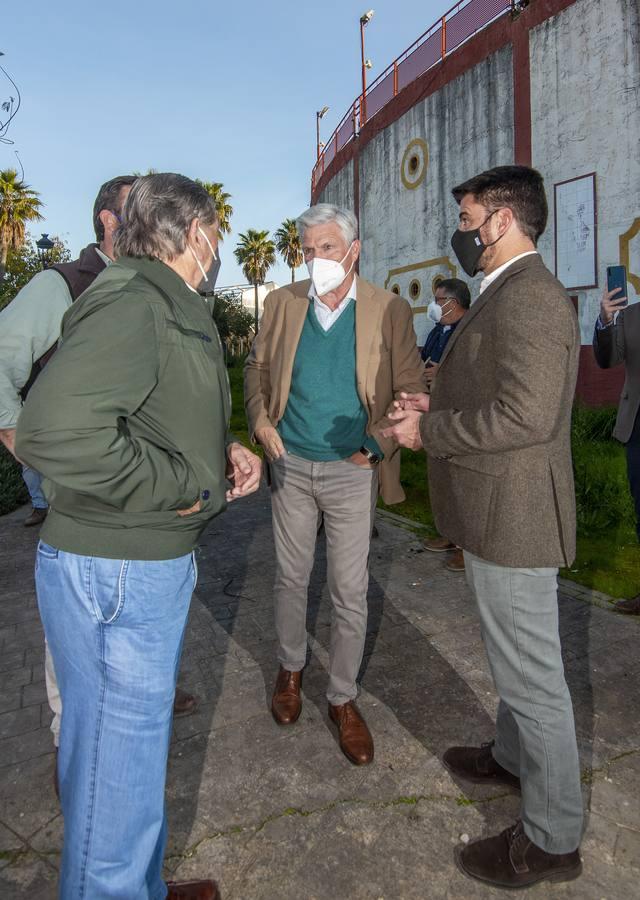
top-left (245, 203), bottom-right (425, 765)
top-left (17, 173), bottom-right (261, 900)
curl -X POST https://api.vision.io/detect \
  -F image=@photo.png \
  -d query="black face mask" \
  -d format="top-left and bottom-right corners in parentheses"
top-left (451, 210), bottom-right (502, 277)
top-left (197, 251), bottom-right (221, 297)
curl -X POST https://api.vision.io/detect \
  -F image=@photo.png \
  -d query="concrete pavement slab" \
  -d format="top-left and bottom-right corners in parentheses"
top-left (1, 495), bottom-right (638, 899)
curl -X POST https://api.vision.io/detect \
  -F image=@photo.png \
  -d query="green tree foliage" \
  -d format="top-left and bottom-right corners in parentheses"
top-left (275, 218), bottom-right (303, 283)
top-left (0, 234), bottom-right (71, 312)
top-left (197, 181), bottom-right (233, 239)
top-left (0, 169), bottom-right (43, 282)
top-left (211, 289), bottom-right (254, 342)
top-left (234, 229), bottom-right (276, 333)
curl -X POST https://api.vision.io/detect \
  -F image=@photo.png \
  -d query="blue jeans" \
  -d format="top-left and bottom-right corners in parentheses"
top-left (36, 542), bottom-right (197, 900)
top-left (22, 464), bottom-right (48, 508)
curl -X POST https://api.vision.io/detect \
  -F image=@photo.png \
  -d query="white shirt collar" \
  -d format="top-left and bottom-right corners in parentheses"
top-left (95, 247), bottom-right (113, 266)
top-left (479, 251), bottom-right (538, 295)
top-left (308, 276), bottom-right (357, 331)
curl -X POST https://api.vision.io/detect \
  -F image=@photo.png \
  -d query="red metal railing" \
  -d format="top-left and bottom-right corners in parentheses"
top-left (312, 0), bottom-right (512, 194)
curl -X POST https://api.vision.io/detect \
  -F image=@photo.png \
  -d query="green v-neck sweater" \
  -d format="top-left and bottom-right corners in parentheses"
top-left (277, 301), bottom-right (372, 461)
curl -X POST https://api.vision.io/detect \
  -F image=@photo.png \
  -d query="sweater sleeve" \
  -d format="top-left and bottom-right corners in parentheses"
top-left (0, 270), bottom-right (72, 429)
top-left (15, 294), bottom-right (199, 511)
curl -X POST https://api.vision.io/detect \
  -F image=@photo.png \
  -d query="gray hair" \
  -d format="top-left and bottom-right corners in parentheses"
top-left (296, 203), bottom-right (358, 246)
top-left (114, 173), bottom-right (218, 260)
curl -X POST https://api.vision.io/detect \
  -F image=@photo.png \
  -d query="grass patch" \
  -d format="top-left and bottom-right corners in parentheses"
top-left (4, 368), bottom-right (638, 599)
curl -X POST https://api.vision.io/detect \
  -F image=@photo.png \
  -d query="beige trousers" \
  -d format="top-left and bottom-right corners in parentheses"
top-left (269, 452), bottom-right (378, 705)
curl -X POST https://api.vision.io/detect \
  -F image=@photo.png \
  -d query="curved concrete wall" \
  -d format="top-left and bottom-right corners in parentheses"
top-left (313, 0), bottom-right (640, 402)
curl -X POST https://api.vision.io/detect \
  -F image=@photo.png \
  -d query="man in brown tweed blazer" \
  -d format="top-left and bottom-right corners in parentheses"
top-left (384, 166), bottom-right (583, 890)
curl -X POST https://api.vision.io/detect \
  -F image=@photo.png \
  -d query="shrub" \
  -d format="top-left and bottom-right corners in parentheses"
top-left (571, 403), bottom-right (634, 536)
top-left (0, 444), bottom-right (28, 516)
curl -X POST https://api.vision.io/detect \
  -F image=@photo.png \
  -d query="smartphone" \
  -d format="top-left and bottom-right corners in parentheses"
top-left (607, 265), bottom-right (628, 305)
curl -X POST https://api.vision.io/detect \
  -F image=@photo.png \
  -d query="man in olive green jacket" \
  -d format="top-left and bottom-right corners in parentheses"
top-left (16, 174), bottom-right (260, 900)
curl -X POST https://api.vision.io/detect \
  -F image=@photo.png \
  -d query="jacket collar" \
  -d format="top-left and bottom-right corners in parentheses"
top-left (115, 255), bottom-right (199, 304)
top-left (77, 243), bottom-right (108, 276)
top-left (437, 253), bottom-right (546, 371)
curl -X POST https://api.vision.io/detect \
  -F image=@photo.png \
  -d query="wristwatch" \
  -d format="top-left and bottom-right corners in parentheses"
top-left (359, 445), bottom-right (381, 465)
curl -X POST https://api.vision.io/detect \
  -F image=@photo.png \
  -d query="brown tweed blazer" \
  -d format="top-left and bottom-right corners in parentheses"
top-left (244, 276), bottom-right (425, 505)
top-left (421, 253), bottom-right (580, 568)
top-left (593, 301), bottom-right (640, 443)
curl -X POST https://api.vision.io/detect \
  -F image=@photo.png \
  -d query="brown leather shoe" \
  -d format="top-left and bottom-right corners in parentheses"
top-left (443, 740), bottom-right (521, 792)
top-left (328, 701), bottom-right (374, 765)
top-left (614, 594), bottom-right (640, 615)
top-left (24, 507), bottom-right (47, 527)
top-left (423, 535), bottom-right (456, 552)
top-left (455, 819), bottom-right (582, 889)
top-left (445, 547), bottom-right (465, 572)
top-left (271, 666), bottom-right (302, 725)
top-left (173, 687), bottom-right (198, 716)
top-left (166, 879), bottom-right (219, 899)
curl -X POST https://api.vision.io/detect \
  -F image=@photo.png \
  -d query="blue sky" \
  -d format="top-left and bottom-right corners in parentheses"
top-left (5, 0), bottom-right (448, 287)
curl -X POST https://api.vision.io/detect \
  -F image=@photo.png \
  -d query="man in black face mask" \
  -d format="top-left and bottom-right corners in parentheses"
top-left (383, 166), bottom-right (583, 891)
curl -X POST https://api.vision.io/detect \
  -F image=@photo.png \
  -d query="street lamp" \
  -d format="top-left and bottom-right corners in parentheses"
top-left (359, 10), bottom-right (374, 126)
top-left (316, 105), bottom-right (329, 160)
top-left (36, 233), bottom-right (55, 269)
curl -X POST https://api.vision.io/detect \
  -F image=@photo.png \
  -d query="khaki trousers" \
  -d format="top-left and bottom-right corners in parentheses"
top-left (269, 452), bottom-right (377, 705)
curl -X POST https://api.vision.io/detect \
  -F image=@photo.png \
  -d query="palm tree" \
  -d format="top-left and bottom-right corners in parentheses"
top-left (0, 169), bottom-right (43, 283)
top-left (275, 218), bottom-right (303, 283)
top-left (197, 181), bottom-right (233, 239)
top-left (234, 229), bottom-right (276, 333)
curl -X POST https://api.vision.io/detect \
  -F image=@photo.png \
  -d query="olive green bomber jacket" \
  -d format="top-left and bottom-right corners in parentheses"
top-left (16, 256), bottom-right (231, 560)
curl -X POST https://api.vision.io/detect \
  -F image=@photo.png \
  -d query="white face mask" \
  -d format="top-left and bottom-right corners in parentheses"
top-left (427, 298), bottom-right (454, 324)
top-left (306, 242), bottom-right (355, 297)
top-left (189, 226), bottom-right (218, 284)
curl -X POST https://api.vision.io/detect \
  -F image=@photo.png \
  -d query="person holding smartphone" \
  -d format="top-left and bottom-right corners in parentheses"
top-left (593, 271), bottom-right (640, 615)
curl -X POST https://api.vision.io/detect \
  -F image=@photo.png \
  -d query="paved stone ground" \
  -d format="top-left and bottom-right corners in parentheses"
top-left (1, 491), bottom-right (639, 899)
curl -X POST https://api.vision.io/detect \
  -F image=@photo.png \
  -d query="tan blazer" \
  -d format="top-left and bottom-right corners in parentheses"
top-left (244, 276), bottom-right (425, 504)
top-left (593, 301), bottom-right (640, 443)
top-left (421, 254), bottom-right (580, 568)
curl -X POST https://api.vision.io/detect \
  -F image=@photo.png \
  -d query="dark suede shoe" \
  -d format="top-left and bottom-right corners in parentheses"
top-left (455, 820), bottom-right (582, 889)
top-left (24, 506), bottom-right (47, 527)
top-left (271, 666), bottom-right (302, 725)
top-left (443, 740), bottom-right (521, 792)
top-left (328, 701), bottom-right (374, 765)
top-left (614, 594), bottom-right (640, 615)
top-left (166, 879), bottom-right (219, 899)
top-left (173, 687), bottom-right (198, 717)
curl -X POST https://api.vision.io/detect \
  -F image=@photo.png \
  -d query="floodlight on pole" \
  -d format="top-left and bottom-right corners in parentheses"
top-left (359, 10), bottom-right (375, 126)
top-left (316, 105), bottom-right (330, 160)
